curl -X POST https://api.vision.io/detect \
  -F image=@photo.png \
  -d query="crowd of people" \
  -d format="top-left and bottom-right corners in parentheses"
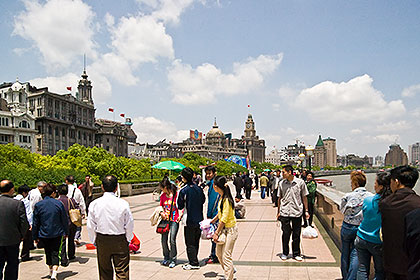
top-left (340, 166), bottom-right (420, 280)
top-left (1, 164), bottom-right (419, 280)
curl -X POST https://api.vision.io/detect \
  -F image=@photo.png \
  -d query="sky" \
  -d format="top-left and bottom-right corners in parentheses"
top-left (1, 0), bottom-right (420, 158)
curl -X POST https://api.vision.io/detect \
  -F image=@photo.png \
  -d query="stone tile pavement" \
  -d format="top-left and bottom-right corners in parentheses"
top-left (18, 189), bottom-right (342, 279)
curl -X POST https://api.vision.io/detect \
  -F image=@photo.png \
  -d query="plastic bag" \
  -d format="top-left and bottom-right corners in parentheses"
top-left (199, 219), bottom-right (215, 240)
top-left (302, 226), bottom-right (318, 239)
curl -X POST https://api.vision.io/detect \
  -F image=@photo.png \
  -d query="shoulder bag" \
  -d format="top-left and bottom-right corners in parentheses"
top-left (68, 193), bottom-right (82, 227)
top-left (156, 195), bottom-right (174, 234)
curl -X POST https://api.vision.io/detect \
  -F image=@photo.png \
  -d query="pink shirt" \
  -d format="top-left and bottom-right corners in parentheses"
top-left (159, 193), bottom-right (179, 222)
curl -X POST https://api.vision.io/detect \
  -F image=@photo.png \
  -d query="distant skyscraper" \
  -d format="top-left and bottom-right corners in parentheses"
top-left (408, 142), bottom-right (420, 165)
top-left (374, 155), bottom-right (384, 167)
top-left (385, 144), bottom-right (408, 166)
top-left (323, 137), bottom-right (337, 167)
top-left (314, 135), bottom-right (327, 168)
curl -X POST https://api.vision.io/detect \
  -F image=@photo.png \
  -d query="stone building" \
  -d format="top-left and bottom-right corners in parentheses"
top-left (408, 142), bottom-right (420, 165)
top-left (0, 80), bottom-right (37, 152)
top-left (323, 137), bottom-right (337, 167)
top-left (385, 143), bottom-right (408, 166)
top-left (314, 135), bottom-right (327, 168)
top-left (313, 135), bottom-right (337, 168)
top-left (95, 118), bottom-right (137, 157)
top-left (23, 70), bottom-right (96, 155)
top-left (180, 119), bottom-right (248, 161)
top-left (241, 114), bottom-right (265, 162)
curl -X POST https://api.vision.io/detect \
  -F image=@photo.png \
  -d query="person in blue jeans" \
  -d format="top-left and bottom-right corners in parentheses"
top-left (204, 165), bottom-right (220, 264)
top-left (159, 178), bottom-right (181, 268)
top-left (340, 171), bottom-right (373, 280)
top-left (355, 172), bottom-right (392, 280)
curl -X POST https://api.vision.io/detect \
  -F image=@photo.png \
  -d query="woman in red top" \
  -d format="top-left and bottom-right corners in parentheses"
top-left (159, 177), bottom-right (181, 268)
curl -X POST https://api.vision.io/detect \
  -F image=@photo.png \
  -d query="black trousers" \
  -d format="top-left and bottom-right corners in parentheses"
top-left (60, 223), bottom-right (77, 264)
top-left (272, 188), bottom-right (278, 206)
top-left (307, 200), bottom-right (314, 227)
top-left (21, 229), bottom-right (33, 260)
top-left (0, 243), bottom-right (20, 280)
top-left (41, 236), bottom-right (64, 266)
top-left (235, 186), bottom-right (242, 199)
top-left (245, 187), bottom-right (251, 200)
top-left (96, 233), bottom-right (129, 280)
top-left (184, 225), bottom-right (201, 266)
top-left (280, 216), bottom-right (302, 257)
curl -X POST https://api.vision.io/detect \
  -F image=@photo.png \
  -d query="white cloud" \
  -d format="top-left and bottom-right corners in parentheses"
top-left (350, 129), bottom-right (362, 135)
top-left (376, 121), bottom-right (412, 132)
top-left (295, 74), bottom-right (406, 122)
top-left (108, 15), bottom-right (174, 66)
top-left (365, 134), bottom-right (400, 144)
top-left (30, 73), bottom-right (80, 95)
top-left (402, 84), bottom-right (420, 97)
top-left (90, 53), bottom-right (139, 86)
top-left (29, 71), bottom-right (112, 104)
top-left (132, 116), bottom-right (189, 143)
top-left (137, 0), bottom-right (196, 24)
top-left (13, 0), bottom-right (97, 70)
top-left (169, 53), bottom-right (283, 105)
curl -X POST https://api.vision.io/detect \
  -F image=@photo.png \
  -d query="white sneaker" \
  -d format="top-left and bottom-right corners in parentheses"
top-left (281, 254), bottom-right (288, 261)
top-left (294, 255), bottom-right (303, 262)
top-left (182, 263), bottom-right (200, 270)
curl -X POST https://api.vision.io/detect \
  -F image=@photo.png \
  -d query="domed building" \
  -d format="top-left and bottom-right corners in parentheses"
top-left (205, 118), bottom-right (226, 146)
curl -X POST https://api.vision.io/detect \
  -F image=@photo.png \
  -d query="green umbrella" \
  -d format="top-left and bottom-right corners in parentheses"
top-left (264, 169), bottom-right (271, 172)
top-left (152, 160), bottom-right (186, 171)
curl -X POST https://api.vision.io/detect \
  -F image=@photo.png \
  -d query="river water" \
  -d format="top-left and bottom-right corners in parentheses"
top-left (319, 173), bottom-right (420, 194)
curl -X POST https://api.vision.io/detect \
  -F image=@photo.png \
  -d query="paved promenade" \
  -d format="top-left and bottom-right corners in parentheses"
top-left (19, 190), bottom-right (341, 279)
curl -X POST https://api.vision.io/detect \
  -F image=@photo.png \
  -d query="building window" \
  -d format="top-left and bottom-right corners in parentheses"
top-left (19, 135), bottom-right (31, 143)
top-left (37, 139), bottom-right (42, 151)
top-left (19, 120), bottom-right (30, 129)
top-left (37, 125), bottom-right (42, 133)
top-left (37, 108), bottom-right (42, 117)
top-left (55, 127), bottom-right (59, 136)
top-left (62, 128), bottom-right (66, 137)
top-left (83, 132), bottom-right (87, 141)
top-left (78, 131), bottom-right (81, 139)
top-left (48, 126), bottom-right (52, 135)
top-left (37, 97), bottom-right (42, 106)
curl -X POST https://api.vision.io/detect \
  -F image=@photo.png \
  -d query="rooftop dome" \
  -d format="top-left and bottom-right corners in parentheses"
top-left (206, 118), bottom-right (224, 138)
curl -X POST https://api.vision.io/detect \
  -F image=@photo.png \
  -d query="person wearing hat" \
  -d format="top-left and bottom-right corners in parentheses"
top-left (177, 167), bottom-right (206, 270)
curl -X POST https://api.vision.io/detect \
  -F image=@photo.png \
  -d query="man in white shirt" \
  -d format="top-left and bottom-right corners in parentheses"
top-left (276, 165), bottom-right (309, 262)
top-left (87, 175), bottom-right (134, 280)
top-left (14, 184), bottom-right (33, 261)
top-left (29, 181), bottom-right (46, 212)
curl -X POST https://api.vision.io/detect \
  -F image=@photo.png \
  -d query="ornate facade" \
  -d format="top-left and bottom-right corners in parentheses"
top-left (0, 80), bottom-right (37, 152)
top-left (242, 114), bottom-right (265, 162)
top-left (25, 71), bottom-right (96, 155)
top-left (95, 118), bottom-right (136, 157)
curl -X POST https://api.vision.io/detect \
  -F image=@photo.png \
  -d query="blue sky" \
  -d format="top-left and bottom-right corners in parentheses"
top-left (1, 0), bottom-right (420, 158)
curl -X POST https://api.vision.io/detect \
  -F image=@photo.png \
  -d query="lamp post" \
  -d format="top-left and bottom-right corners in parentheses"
top-left (305, 145), bottom-right (315, 171)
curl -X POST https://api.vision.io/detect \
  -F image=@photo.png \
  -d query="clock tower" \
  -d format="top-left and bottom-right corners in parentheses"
top-left (241, 114), bottom-right (266, 163)
top-left (244, 114), bottom-right (256, 138)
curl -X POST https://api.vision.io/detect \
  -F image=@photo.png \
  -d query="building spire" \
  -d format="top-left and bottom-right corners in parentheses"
top-left (213, 117), bottom-right (218, 127)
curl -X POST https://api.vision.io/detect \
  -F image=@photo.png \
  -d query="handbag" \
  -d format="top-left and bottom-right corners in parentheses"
top-left (215, 230), bottom-right (226, 245)
top-left (156, 195), bottom-right (175, 234)
top-left (68, 196), bottom-right (82, 227)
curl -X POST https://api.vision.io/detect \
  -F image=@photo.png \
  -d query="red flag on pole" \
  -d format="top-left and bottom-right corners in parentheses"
top-left (66, 87), bottom-right (72, 91)
top-left (120, 113), bottom-right (125, 118)
top-left (108, 108), bottom-right (114, 112)
top-left (247, 104), bottom-right (250, 108)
